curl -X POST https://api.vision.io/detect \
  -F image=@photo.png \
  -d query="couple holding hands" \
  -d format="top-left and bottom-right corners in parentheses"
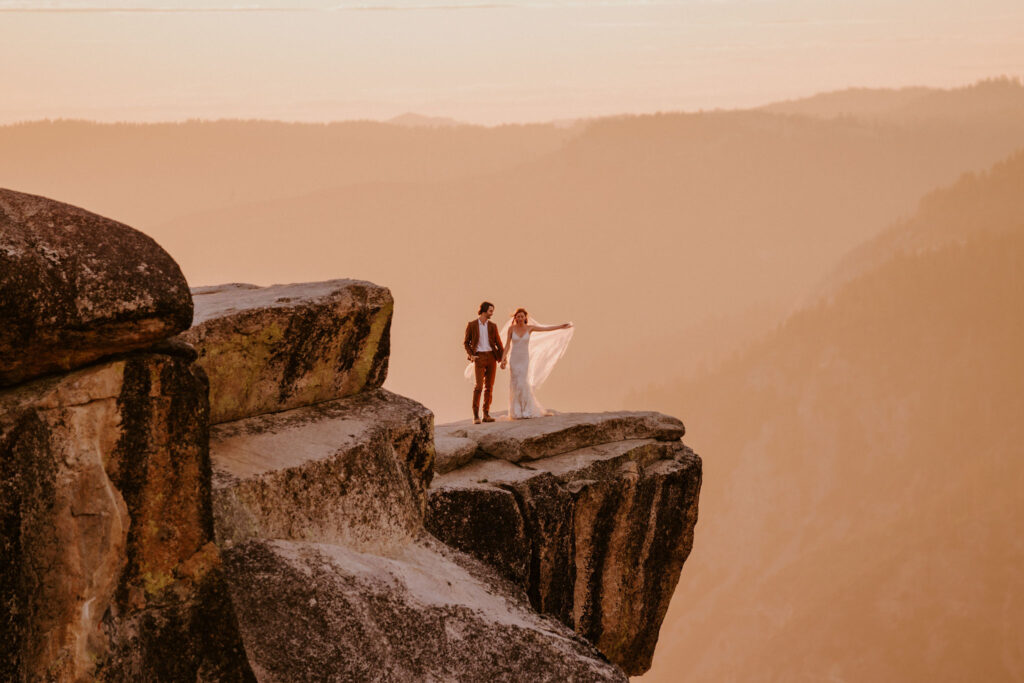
top-left (463, 301), bottom-right (573, 424)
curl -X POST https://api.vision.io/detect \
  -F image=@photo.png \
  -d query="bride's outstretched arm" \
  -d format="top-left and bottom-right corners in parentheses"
top-left (500, 329), bottom-right (513, 369)
top-left (529, 322), bottom-right (573, 333)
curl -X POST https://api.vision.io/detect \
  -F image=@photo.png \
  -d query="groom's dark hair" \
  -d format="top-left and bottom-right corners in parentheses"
top-left (478, 301), bottom-right (494, 314)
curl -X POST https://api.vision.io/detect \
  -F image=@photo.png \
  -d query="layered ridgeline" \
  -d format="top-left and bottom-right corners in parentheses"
top-left (761, 76), bottom-right (1024, 124)
top-left (3, 80), bottom-right (1024, 421)
top-left (0, 189), bottom-right (701, 681)
top-left (639, 151), bottom-right (1024, 681)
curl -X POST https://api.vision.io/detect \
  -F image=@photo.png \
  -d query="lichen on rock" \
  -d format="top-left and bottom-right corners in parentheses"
top-left (0, 353), bottom-right (251, 682)
top-left (0, 188), bottom-right (193, 388)
top-left (179, 280), bottom-right (393, 424)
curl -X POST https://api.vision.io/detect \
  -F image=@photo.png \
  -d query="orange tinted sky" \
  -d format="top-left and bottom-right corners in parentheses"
top-left (2, 0), bottom-right (1023, 124)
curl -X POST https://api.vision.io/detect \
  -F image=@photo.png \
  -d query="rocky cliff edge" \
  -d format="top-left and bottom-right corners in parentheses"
top-left (0, 189), bottom-right (701, 681)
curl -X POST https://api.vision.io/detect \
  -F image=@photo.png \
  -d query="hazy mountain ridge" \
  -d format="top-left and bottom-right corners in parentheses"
top-left (3, 80), bottom-right (1024, 423)
top-left (0, 118), bottom-right (580, 230)
top-left (638, 150), bottom-right (1024, 681)
top-left (387, 112), bottom-right (464, 128)
top-left (762, 76), bottom-right (1024, 123)
top-left (139, 95), bottom-right (1024, 420)
top-left (813, 148), bottom-right (1024, 300)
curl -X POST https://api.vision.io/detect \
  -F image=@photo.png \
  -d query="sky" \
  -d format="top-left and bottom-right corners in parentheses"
top-left (2, 0), bottom-right (1023, 124)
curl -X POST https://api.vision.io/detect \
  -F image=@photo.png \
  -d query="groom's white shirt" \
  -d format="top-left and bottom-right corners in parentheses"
top-left (476, 319), bottom-right (492, 352)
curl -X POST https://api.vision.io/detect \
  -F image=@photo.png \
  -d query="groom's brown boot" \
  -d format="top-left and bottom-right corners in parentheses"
top-left (482, 414), bottom-right (495, 423)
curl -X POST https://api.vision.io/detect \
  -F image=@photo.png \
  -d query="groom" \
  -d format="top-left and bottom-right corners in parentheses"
top-left (464, 301), bottom-right (505, 424)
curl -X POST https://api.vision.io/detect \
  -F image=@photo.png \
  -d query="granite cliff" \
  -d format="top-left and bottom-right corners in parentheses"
top-left (428, 417), bottom-right (700, 675)
top-left (1, 189), bottom-right (702, 681)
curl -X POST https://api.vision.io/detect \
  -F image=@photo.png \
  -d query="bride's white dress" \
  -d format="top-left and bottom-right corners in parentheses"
top-left (509, 329), bottom-right (547, 419)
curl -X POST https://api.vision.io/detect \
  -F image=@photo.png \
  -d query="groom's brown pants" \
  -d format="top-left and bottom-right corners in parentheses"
top-left (473, 353), bottom-right (497, 418)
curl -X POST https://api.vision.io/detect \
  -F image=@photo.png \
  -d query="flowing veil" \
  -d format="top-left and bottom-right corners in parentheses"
top-left (463, 316), bottom-right (574, 389)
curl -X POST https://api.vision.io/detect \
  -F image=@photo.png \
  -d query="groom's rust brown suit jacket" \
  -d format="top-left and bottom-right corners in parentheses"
top-left (464, 320), bottom-right (505, 361)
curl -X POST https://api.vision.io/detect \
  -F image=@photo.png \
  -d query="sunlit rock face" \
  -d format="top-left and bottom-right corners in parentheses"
top-left (0, 189), bottom-right (193, 388)
top-left (426, 413), bottom-right (702, 675)
top-left (210, 388), bottom-right (435, 551)
top-left (179, 280), bottom-right (392, 424)
top-left (0, 352), bottom-right (251, 682)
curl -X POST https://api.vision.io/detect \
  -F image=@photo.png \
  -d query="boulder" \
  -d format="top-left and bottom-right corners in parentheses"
top-left (437, 411), bottom-right (685, 463)
top-left (0, 189), bottom-right (193, 387)
top-left (210, 388), bottom-right (434, 552)
top-left (222, 537), bottom-right (627, 682)
top-left (180, 280), bottom-right (392, 424)
top-left (426, 430), bottom-right (702, 675)
top-left (0, 352), bottom-right (252, 682)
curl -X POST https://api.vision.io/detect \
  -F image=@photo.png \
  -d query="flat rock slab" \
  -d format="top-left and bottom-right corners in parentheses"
top-left (211, 388), bottom-right (434, 554)
top-left (223, 537), bottom-right (627, 682)
top-left (0, 352), bottom-right (251, 682)
top-left (0, 189), bottom-right (193, 387)
top-left (438, 411), bottom-right (685, 463)
top-left (434, 434), bottom-right (479, 474)
top-left (180, 280), bottom-right (392, 424)
top-left (427, 437), bottom-right (702, 675)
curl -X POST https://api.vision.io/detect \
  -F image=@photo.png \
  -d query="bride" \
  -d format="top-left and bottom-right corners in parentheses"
top-left (499, 308), bottom-right (573, 419)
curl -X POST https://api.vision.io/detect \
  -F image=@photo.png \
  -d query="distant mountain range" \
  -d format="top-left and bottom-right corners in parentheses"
top-left (638, 146), bottom-right (1024, 682)
top-left (386, 112), bottom-right (463, 128)
top-left (2, 80), bottom-right (1024, 420)
top-left (762, 76), bottom-right (1024, 123)
top-left (812, 148), bottom-right (1024, 301)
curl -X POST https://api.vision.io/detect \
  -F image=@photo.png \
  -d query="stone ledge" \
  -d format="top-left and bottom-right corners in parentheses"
top-left (180, 279), bottom-right (393, 424)
top-left (434, 434), bottom-right (479, 474)
top-left (210, 388), bottom-right (434, 554)
top-left (437, 411), bottom-right (685, 463)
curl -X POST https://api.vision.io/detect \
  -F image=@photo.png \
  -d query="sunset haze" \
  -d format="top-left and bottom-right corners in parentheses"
top-left (3, 1), bottom-right (1024, 681)
top-left (1, 0), bottom-right (1023, 123)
